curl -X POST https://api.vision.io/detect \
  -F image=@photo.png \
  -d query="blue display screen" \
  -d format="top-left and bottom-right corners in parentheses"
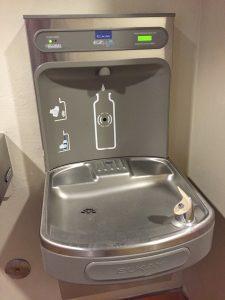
top-left (95, 30), bottom-right (112, 39)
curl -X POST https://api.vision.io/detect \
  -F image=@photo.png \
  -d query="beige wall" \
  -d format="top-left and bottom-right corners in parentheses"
top-left (188, 0), bottom-right (225, 217)
top-left (1, 0), bottom-right (223, 299)
top-left (184, 1), bottom-right (225, 299)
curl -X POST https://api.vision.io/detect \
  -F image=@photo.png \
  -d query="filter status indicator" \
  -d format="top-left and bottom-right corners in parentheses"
top-left (47, 38), bottom-right (57, 44)
top-left (45, 37), bottom-right (62, 49)
top-left (137, 35), bottom-right (153, 42)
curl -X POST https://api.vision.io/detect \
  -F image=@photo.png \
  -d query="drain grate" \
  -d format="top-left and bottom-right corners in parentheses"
top-left (81, 208), bottom-right (96, 215)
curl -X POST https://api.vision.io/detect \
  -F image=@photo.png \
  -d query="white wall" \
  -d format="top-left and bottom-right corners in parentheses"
top-left (0, 1), bottom-right (204, 299)
top-left (188, 0), bottom-right (225, 217)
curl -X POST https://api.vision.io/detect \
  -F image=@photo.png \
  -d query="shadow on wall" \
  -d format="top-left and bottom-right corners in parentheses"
top-left (169, 26), bottom-right (197, 174)
top-left (0, 23), bottom-right (61, 300)
top-left (0, 140), bottom-right (50, 300)
top-left (184, 210), bottom-right (225, 300)
top-left (4, 23), bottom-right (44, 184)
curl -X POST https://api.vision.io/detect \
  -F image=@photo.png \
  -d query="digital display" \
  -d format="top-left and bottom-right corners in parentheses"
top-left (95, 30), bottom-right (112, 39)
top-left (137, 35), bottom-right (153, 42)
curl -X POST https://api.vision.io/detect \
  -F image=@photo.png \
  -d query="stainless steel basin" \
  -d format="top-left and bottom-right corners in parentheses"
top-left (41, 157), bottom-right (214, 257)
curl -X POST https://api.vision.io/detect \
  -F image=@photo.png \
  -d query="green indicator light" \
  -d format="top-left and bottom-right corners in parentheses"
top-left (137, 35), bottom-right (153, 42)
top-left (48, 39), bottom-right (53, 44)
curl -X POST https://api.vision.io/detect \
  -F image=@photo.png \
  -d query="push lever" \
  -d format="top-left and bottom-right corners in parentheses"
top-left (174, 186), bottom-right (194, 224)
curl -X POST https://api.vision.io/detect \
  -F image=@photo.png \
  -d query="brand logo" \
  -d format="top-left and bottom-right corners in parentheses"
top-left (116, 261), bottom-right (161, 275)
top-left (45, 43), bottom-right (62, 49)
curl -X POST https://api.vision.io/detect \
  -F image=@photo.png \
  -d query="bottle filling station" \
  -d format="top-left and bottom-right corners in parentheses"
top-left (24, 14), bottom-right (214, 287)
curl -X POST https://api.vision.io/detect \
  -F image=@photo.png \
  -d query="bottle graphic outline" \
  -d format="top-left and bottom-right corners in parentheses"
top-left (93, 85), bottom-right (116, 150)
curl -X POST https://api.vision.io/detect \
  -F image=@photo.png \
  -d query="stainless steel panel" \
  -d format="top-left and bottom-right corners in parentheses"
top-left (34, 27), bottom-right (168, 52)
top-left (24, 15), bottom-right (174, 72)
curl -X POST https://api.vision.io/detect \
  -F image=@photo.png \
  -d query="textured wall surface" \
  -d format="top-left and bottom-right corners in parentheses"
top-left (1, 0), bottom-right (222, 299)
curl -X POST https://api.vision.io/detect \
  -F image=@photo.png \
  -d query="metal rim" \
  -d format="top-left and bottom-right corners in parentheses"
top-left (40, 221), bottom-right (214, 257)
top-left (23, 13), bottom-right (176, 19)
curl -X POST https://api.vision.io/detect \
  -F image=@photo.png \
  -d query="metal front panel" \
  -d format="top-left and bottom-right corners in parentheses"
top-left (85, 248), bottom-right (189, 281)
top-left (35, 58), bottom-right (170, 170)
top-left (24, 15), bottom-right (174, 72)
top-left (35, 27), bottom-right (168, 52)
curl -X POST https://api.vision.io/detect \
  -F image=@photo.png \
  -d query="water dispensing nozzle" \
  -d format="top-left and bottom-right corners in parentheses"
top-left (98, 67), bottom-right (111, 77)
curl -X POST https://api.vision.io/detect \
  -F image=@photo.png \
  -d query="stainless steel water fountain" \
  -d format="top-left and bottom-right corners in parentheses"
top-left (24, 14), bottom-right (214, 285)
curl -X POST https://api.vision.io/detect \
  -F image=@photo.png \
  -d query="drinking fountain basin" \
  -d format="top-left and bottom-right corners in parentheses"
top-left (40, 157), bottom-right (214, 283)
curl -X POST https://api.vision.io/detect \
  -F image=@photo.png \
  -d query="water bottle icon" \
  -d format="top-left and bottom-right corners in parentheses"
top-left (93, 85), bottom-right (116, 150)
top-left (58, 130), bottom-right (70, 153)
